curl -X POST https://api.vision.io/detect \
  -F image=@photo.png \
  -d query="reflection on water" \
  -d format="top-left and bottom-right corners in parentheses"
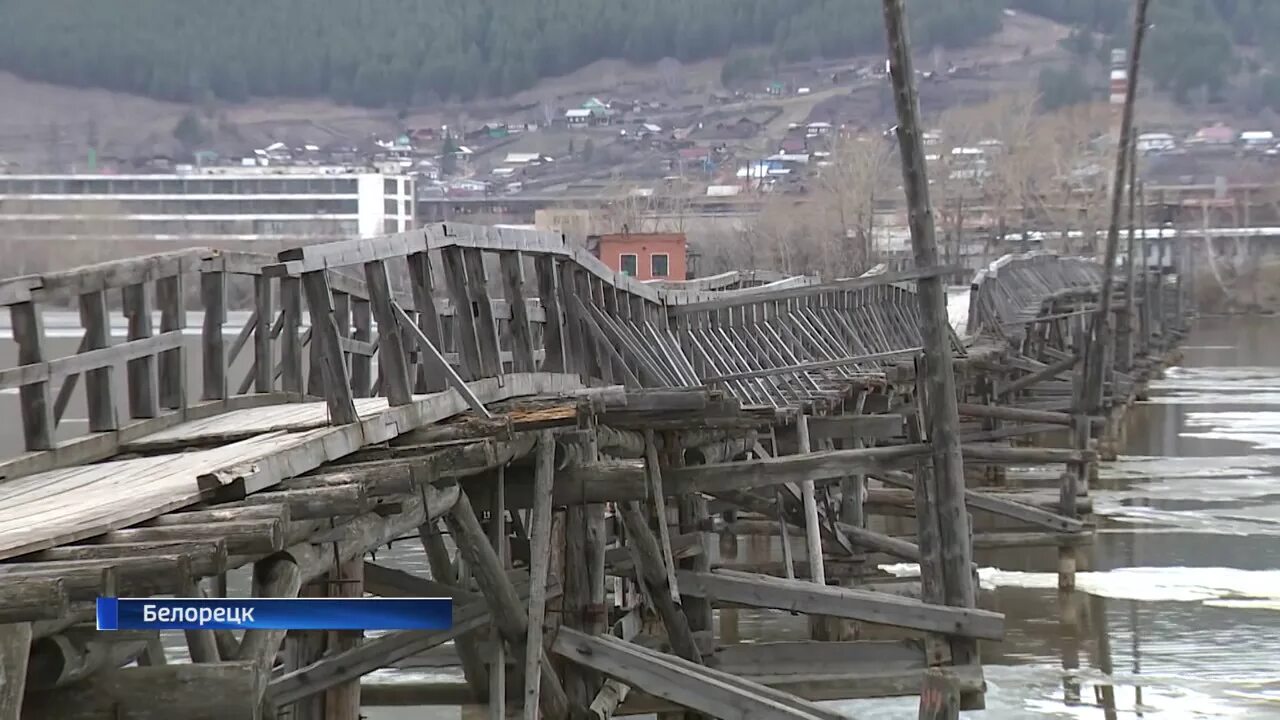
top-left (5, 314), bottom-right (1280, 718)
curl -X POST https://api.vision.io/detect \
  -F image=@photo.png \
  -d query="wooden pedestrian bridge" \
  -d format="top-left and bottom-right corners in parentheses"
top-left (0, 223), bottom-right (1186, 719)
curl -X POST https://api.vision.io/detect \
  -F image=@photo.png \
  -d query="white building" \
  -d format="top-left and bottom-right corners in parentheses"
top-left (0, 167), bottom-right (414, 243)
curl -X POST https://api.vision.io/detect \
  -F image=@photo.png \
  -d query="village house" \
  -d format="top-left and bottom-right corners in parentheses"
top-left (587, 230), bottom-right (688, 281)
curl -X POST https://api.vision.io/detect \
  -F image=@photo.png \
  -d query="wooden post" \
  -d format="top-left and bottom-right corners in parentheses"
top-left (442, 246), bottom-right (484, 381)
top-left (280, 276), bottom-right (304, 396)
top-left (253, 274), bottom-right (275, 394)
top-left (236, 556), bottom-right (303, 712)
top-left (1084, 0), bottom-right (1152, 416)
top-left (918, 668), bottom-right (960, 720)
top-left (618, 502), bottom-right (701, 663)
top-left (534, 255), bottom-right (566, 374)
top-left (351, 298), bottom-right (373, 397)
top-left (0, 622), bottom-right (32, 720)
top-left (418, 520), bottom-right (489, 698)
top-left (463, 246), bottom-right (503, 379)
top-left (323, 559), bottom-right (363, 719)
top-left (446, 491), bottom-right (570, 720)
top-left (407, 250), bottom-right (447, 392)
top-left (522, 432), bottom-right (556, 720)
top-left (489, 466), bottom-right (508, 720)
top-left (122, 282), bottom-right (159, 419)
top-left (78, 290), bottom-right (118, 432)
top-left (300, 271), bottom-right (359, 426)
top-left (200, 270), bottom-right (227, 401)
top-left (500, 251), bottom-right (536, 374)
top-left (881, 2), bottom-right (981, 707)
top-left (364, 259), bottom-right (414, 406)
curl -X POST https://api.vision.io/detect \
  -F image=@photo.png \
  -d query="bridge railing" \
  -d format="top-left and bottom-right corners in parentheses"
top-left (965, 252), bottom-right (1105, 340)
top-left (0, 222), bottom-right (973, 466)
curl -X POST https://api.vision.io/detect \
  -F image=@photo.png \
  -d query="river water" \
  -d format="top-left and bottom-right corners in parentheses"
top-left (3, 314), bottom-right (1278, 718)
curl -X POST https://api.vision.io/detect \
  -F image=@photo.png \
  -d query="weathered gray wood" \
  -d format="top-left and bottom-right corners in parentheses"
top-left (100, 519), bottom-right (284, 556)
top-left (881, 1), bottom-right (979, 676)
top-left (77, 290), bottom-right (117, 432)
top-left (522, 431), bottom-right (556, 720)
top-left (11, 303), bottom-right (56, 450)
top-left (534, 254), bottom-right (566, 373)
top-left (218, 485), bottom-right (372, 520)
top-left (642, 430), bottom-right (681, 604)
top-left (0, 578), bottom-right (68, 623)
top-left (253, 274), bottom-right (274, 393)
top-left (363, 562), bottom-right (479, 602)
top-left (22, 660), bottom-right (262, 720)
top-left (442, 246), bottom-right (483, 380)
top-left (351, 298), bottom-right (373, 397)
top-left (676, 570), bottom-right (1003, 640)
top-left (553, 629), bottom-right (846, 720)
top-left (156, 274), bottom-right (187, 411)
top-left (123, 286), bottom-right (158, 419)
top-left (618, 502), bottom-right (702, 663)
top-left (500, 250), bottom-right (536, 373)
top-left (918, 668), bottom-right (960, 720)
top-left (391, 301), bottom-right (493, 418)
top-left (323, 557), bottom-right (363, 719)
top-left (0, 617), bottom-right (30, 717)
top-left (805, 414), bottom-right (904, 442)
top-left (794, 415), bottom-right (826, 590)
top-left (301, 270), bottom-right (359, 425)
top-left (418, 519), bottom-right (489, 697)
top-left (235, 555), bottom-right (303, 712)
top-left (279, 276), bottom-right (304, 395)
top-left (407, 250), bottom-right (447, 392)
top-left (0, 555), bottom-right (194, 601)
top-left (199, 271), bottom-right (227, 401)
top-left (365, 259), bottom-right (414, 406)
top-left (445, 490), bottom-right (571, 720)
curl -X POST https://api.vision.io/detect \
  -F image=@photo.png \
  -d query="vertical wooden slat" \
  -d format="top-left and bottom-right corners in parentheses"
top-left (407, 251), bottom-right (446, 392)
top-left (301, 270), bottom-right (358, 425)
top-left (534, 255), bottom-right (566, 373)
top-left (442, 246), bottom-right (483, 380)
top-left (11, 302), bottom-right (55, 450)
top-left (323, 559), bottom-right (364, 718)
top-left (200, 270), bottom-right (227, 401)
top-left (122, 282), bottom-right (159, 419)
top-left (156, 274), bottom-right (187, 411)
top-left (279, 276), bottom-right (304, 395)
top-left (463, 246), bottom-right (502, 379)
top-left (253, 275), bottom-right (274, 394)
top-left (364, 259), bottom-right (414, 406)
top-left (78, 290), bottom-right (117, 432)
top-left (0, 622), bottom-right (32, 719)
top-left (350, 298), bottom-right (372, 398)
top-left (499, 251), bottom-right (536, 373)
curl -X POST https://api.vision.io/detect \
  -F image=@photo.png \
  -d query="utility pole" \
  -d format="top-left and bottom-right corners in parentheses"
top-left (1086, 0), bottom-right (1152, 413)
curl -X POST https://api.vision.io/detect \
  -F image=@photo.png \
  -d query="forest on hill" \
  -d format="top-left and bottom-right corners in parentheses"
top-left (0, 0), bottom-right (1275, 109)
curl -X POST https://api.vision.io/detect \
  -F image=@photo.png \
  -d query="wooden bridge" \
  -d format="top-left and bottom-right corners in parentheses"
top-left (0, 219), bottom-right (1187, 719)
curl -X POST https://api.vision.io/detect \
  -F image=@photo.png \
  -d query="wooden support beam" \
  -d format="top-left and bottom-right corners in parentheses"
top-left (0, 578), bottom-right (68, 623)
top-left (804, 414), bottom-right (904, 442)
top-left (676, 570), bottom-right (1003, 640)
top-left (0, 622), bottom-right (31, 720)
top-left (522, 432), bottom-right (556, 720)
top-left (235, 555), bottom-right (303, 711)
top-left (618, 502), bottom-right (702, 663)
top-left (365, 259), bottom-right (414, 406)
top-left (11, 302), bottom-right (54, 450)
top-left (23, 661), bottom-right (262, 720)
top-left (301, 269), bottom-right (359, 425)
top-left (391, 301), bottom-right (493, 418)
top-left (445, 490), bottom-right (571, 720)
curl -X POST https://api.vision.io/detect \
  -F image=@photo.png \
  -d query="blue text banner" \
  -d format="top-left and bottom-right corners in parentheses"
top-left (96, 597), bottom-right (453, 631)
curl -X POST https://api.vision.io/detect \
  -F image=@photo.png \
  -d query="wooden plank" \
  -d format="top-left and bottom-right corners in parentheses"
top-left (676, 570), bottom-right (1004, 640)
top-left (442, 246), bottom-right (483, 381)
top-left (270, 228), bottom-right (428, 274)
top-left (406, 250), bottom-right (446, 392)
top-left (350, 298), bottom-right (373, 397)
top-left (668, 267), bottom-right (960, 314)
top-left (553, 629), bottom-right (845, 720)
top-left (618, 502), bottom-right (702, 663)
top-left (23, 659), bottom-right (261, 719)
top-left (391, 302), bottom-right (492, 419)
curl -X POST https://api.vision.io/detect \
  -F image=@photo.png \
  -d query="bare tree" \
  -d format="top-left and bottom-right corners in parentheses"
top-left (815, 133), bottom-right (895, 273)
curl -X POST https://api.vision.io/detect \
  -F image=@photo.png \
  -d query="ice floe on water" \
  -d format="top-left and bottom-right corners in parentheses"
top-left (1144, 366), bottom-right (1280, 404)
top-left (877, 565), bottom-right (1280, 608)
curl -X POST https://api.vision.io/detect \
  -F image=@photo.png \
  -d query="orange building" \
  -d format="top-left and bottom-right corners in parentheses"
top-left (587, 231), bottom-right (687, 281)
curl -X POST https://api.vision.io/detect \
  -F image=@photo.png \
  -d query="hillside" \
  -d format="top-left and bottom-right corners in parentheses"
top-left (0, 0), bottom-right (1002, 108)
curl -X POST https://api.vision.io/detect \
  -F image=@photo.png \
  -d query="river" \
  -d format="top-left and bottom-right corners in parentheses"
top-left (3, 314), bottom-right (1278, 718)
